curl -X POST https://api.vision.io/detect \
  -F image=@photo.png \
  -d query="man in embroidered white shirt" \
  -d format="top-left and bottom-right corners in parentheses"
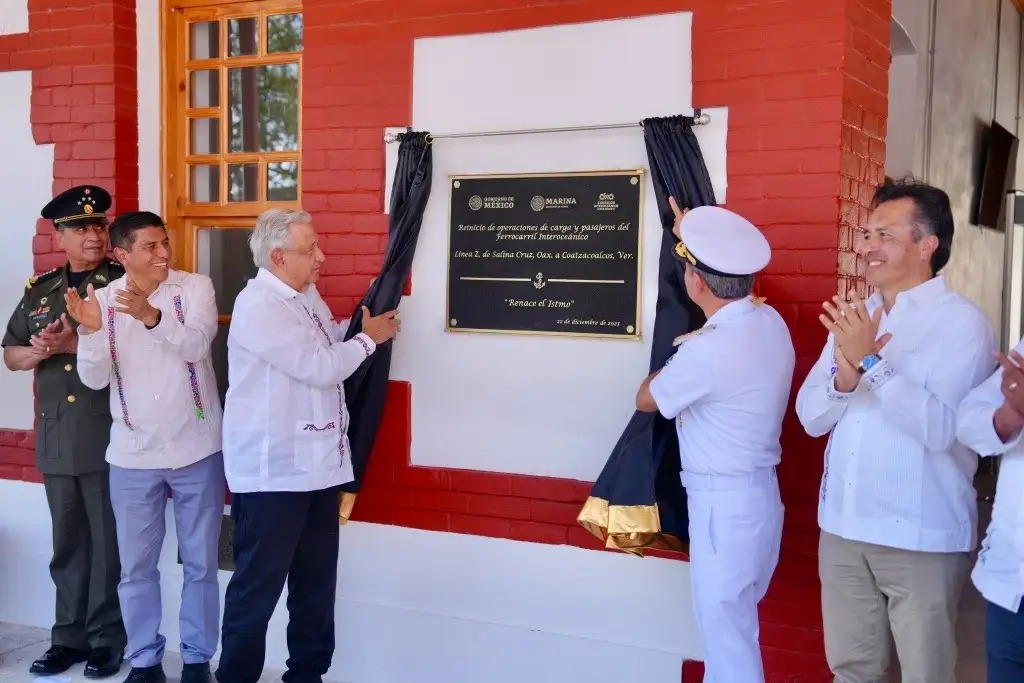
top-left (795, 179), bottom-right (995, 683)
top-left (66, 211), bottom-right (224, 683)
top-left (215, 208), bottom-right (398, 683)
top-left (956, 343), bottom-right (1024, 682)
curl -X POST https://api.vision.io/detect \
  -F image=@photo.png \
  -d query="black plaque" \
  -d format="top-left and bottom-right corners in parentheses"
top-left (447, 170), bottom-right (644, 339)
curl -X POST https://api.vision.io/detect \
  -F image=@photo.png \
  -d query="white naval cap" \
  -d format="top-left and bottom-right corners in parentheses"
top-left (673, 205), bottom-right (771, 277)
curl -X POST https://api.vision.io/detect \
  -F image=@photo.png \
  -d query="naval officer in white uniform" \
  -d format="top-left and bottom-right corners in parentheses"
top-left (636, 200), bottom-right (796, 683)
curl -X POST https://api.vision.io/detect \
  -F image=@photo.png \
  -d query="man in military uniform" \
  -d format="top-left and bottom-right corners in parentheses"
top-left (2, 185), bottom-right (127, 678)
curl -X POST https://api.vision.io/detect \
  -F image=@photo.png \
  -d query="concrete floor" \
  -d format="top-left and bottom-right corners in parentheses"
top-left (0, 623), bottom-right (287, 683)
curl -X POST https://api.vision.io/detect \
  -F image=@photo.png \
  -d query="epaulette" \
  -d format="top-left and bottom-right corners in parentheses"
top-left (106, 258), bottom-right (125, 272)
top-left (26, 266), bottom-right (61, 290)
top-left (673, 324), bottom-right (715, 347)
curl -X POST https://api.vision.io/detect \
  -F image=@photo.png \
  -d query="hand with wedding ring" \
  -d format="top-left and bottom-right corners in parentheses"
top-left (819, 290), bottom-right (892, 369)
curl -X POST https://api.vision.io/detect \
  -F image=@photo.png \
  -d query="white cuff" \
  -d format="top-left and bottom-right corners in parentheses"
top-left (864, 358), bottom-right (896, 392)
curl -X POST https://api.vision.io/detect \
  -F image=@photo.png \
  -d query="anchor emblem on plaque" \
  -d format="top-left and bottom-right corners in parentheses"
top-left (532, 272), bottom-right (547, 290)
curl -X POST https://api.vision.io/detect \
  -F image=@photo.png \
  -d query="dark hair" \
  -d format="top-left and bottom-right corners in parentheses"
top-left (109, 211), bottom-right (166, 251)
top-left (870, 177), bottom-right (954, 274)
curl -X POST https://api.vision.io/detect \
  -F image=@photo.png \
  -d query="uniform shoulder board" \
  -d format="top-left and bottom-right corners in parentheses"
top-left (26, 266), bottom-right (61, 290)
top-left (107, 258), bottom-right (125, 272)
top-left (673, 324), bottom-right (716, 347)
top-left (751, 296), bottom-right (767, 306)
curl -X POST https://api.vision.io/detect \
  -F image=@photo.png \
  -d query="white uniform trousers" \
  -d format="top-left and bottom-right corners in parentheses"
top-left (683, 467), bottom-right (784, 683)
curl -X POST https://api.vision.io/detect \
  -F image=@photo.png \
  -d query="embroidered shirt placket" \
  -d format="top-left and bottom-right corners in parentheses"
top-left (302, 304), bottom-right (369, 465)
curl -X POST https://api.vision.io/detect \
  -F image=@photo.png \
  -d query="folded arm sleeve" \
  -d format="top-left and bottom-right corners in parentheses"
top-left (956, 340), bottom-right (1024, 456)
top-left (146, 276), bottom-right (218, 362)
top-left (795, 335), bottom-right (853, 438)
top-left (232, 296), bottom-right (375, 388)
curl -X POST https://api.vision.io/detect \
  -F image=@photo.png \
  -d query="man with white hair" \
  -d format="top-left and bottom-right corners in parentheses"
top-left (216, 208), bottom-right (400, 683)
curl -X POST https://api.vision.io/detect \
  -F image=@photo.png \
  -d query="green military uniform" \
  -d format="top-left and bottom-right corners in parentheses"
top-left (1, 185), bottom-right (127, 677)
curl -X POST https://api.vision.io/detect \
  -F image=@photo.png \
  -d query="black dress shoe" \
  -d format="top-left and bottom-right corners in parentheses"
top-left (122, 664), bottom-right (167, 683)
top-left (84, 647), bottom-right (125, 678)
top-left (29, 645), bottom-right (89, 674)
top-left (181, 662), bottom-right (213, 683)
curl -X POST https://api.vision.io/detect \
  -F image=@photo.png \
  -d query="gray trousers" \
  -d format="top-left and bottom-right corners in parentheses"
top-left (43, 472), bottom-right (127, 651)
top-left (819, 531), bottom-right (971, 683)
top-left (109, 453), bottom-right (225, 668)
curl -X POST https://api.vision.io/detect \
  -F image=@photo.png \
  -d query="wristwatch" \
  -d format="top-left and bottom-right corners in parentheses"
top-left (857, 354), bottom-right (881, 374)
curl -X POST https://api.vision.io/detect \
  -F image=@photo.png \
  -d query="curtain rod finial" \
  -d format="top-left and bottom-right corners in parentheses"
top-left (693, 109), bottom-right (711, 125)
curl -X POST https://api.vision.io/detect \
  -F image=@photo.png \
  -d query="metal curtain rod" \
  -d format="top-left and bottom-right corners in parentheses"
top-left (382, 109), bottom-right (712, 144)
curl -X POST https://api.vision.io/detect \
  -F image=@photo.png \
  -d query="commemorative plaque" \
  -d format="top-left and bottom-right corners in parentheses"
top-left (446, 170), bottom-right (644, 339)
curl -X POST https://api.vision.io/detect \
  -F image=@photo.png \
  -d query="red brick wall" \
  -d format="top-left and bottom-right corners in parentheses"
top-left (300, 0), bottom-right (890, 679)
top-left (0, 0), bottom-right (892, 679)
top-left (0, 0), bottom-right (138, 482)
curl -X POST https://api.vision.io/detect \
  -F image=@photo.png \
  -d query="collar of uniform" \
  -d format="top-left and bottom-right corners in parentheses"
top-left (705, 295), bottom-right (756, 327)
top-left (866, 274), bottom-right (948, 313)
top-left (255, 267), bottom-right (313, 301)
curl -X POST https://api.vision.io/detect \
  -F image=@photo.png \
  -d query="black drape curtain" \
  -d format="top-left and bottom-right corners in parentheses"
top-left (339, 130), bottom-right (433, 521)
top-left (577, 115), bottom-right (717, 555)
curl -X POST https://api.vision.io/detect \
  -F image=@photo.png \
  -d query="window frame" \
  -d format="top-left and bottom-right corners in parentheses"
top-left (162, 0), bottom-right (303, 273)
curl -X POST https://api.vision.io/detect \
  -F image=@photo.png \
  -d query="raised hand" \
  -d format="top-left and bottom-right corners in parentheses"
top-left (64, 284), bottom-right (102, 334)
top-left (669, 196), bottom-right (689, 240)
top-left (360, 306), bottom-right (400, 345)
top-left (29, 314), bottom-right (77, 356)
top-left (820, 290), bottom-right (891, 368)
top-left (112, 280), bottom-right (160, 327)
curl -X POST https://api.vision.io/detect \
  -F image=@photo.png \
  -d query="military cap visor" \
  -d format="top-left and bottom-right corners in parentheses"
top-left (41, 185), bottom-right (112, 228)
top-left (673, 205), bottom-right (771, 277)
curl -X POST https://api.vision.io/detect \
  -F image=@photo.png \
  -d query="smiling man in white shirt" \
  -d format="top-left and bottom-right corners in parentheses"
top-left (956, 343), bottom-right (1024, 682)
top-left (795, 179), bottom-right (995, 683)
top-left (66, 211), bottom-right (224, 683)
top-left (216, 208), bottom-right (399, 683)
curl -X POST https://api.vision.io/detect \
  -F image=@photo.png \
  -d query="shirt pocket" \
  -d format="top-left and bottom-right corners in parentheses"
top-left (37, 399), bottom-right (62, 461)
top-left (293, 418), bottom-right (340, 473)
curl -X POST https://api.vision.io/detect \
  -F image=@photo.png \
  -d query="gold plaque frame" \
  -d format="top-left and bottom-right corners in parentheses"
top-left (444, 168), bottom-right (646, 341)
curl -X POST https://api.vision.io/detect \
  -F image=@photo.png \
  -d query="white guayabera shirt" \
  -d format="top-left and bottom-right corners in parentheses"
top-left (76, 269), bottom-right (222, 470)
top-left (221, 268), bottom-right (376, 494)
top-left (795, 275), bottom-right (995, 553)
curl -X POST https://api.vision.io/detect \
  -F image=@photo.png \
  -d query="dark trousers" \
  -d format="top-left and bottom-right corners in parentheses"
top-left (43, 472), bottom-right (127, 651)
top-left (216, 486), bottom-right (341, 683)
top-left (987, 599), bottom-right (1024, 682)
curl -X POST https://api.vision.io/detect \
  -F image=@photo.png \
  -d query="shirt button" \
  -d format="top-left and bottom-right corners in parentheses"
top-left (67, 395), bottom-right (76, 403)
top-left (64, 364), bottom-right (72, 372)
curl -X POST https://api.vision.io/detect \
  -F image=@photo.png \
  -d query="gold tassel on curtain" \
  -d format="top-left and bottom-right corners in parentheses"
top-left (576, 496), bottom-right (687, 557)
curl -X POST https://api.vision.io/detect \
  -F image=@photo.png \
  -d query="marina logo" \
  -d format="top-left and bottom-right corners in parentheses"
top-left (470, 195), bottom-right (515, 210)
top-left (530, 195), bottom-right (577, 212)
top-left (595, 192), bottom-right (618, 211)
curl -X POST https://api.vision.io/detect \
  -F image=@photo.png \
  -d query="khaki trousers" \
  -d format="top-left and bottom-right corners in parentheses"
top-left (818, 531), bottom-right (970, 683)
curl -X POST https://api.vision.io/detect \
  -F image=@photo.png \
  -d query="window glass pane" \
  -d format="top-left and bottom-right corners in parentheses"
top-left (228, 17), bottom-right (259, 57)
top-left (228, 163), bottom-right (259, 202)
top-left (228, 63), bottom-right (299, 153)
top-left (189, 164), bottom-right (220, 203)
top-left (189, 69), bottom-right (219, 108)
top-left (196, 228), bottom-right (256, 316)
top-left (189, 21), bottom-right (219, 60)
top-left (189, 118), bottom-right (219, 155)
top-left (267, 14), bottom-right (302, 53)
top-left (267, 161), bottom-right (298, 201)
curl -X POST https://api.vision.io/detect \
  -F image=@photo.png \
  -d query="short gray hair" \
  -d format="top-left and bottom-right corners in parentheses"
top-left (687, 262), bottom-right (755, 300)
top-left (249, 208), bottom-right (312, 269)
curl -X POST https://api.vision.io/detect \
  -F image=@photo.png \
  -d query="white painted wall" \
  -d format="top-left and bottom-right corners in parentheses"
top-left (0, 71), bottom-right (56, 431)
top-left (137, 0), bottom-right (162, 218)
top-left (888, 0), bottom-right (1024, 336)
top-left (0, 479), bottom-right (699, 682)
top-left (0, 0), bottom-right (27, 36)
top-left (387, 14), bottom-right (729, 480)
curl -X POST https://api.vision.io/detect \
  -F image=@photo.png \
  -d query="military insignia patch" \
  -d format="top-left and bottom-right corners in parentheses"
top-left (30, 306), bottom-right (50, 319)
top-left (95, 274), bottom-right (107, 283)
top-left (672, 324), bottom-right (716, 347)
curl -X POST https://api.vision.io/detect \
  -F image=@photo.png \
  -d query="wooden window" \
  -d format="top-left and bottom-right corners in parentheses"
top-left (163, 0), bottom-right (302, 399)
